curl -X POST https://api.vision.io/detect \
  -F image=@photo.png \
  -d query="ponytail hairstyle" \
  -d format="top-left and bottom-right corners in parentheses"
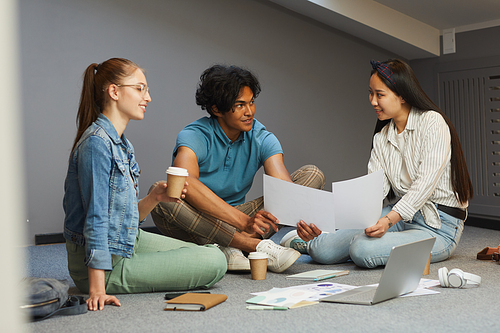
top-left (70, 58), bottom-right (140, 154)
top-left (370, 59), bottom-right (473, 204)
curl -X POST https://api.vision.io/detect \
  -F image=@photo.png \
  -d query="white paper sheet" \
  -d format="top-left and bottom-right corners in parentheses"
top-left (263, 175), bottom-right (336, 232)
top-left (365, 278), bottom-right (441, 297)
top-left (332, 170), bottom-right (384, 229)
top-left (263, 170), bottom-right (383, 232)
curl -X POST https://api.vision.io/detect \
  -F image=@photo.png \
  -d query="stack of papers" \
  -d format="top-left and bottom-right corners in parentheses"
top-left (246, 279), bottom-right (441, 309)
top-left (246, 282), bottom-right (357, 309)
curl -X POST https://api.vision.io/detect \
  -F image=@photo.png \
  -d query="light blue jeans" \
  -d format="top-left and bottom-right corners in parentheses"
top-left (307, 204), bottom-right (465, 268)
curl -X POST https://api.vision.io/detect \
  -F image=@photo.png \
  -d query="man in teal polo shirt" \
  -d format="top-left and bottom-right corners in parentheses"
top-left (151, 65), bottom-right (324, 273)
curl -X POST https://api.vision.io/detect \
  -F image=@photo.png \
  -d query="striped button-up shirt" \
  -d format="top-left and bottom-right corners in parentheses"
top-left (368, 108), bottom-right (467, 229)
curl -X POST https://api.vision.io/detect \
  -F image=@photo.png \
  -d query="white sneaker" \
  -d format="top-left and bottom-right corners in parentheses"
top-left (255, 239), bottom-right (301, 273)
top-left (219, 246), bottom-right (250, 271)
top-left (280, 230), bottom-right (308, 254)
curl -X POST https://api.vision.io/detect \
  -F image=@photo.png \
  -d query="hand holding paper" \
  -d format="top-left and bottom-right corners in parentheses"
top-left (296, 221), bottom-right (322, 241)
top-left (247, 210), bottom-right (279, 236)
top-left (263, 170), bottom-right (384, 233)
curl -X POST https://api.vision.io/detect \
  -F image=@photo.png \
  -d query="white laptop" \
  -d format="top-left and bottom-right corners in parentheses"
top-left (320, 237), bottom-right (436, 305)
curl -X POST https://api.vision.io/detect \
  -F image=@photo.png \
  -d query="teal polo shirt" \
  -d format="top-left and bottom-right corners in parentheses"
top-left (173, 116), bottom-right (283, 206)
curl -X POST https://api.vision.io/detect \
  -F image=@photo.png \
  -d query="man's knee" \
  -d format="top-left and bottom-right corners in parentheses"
top-left (150, 200), bottom-right (178, 226)
top-left (292, 164), bottom-right (325, 189)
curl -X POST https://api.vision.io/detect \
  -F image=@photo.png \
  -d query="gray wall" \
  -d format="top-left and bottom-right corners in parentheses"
top-left (411, 26), bottom-right (500, 102)
top-left (20, 0), bottom-right (401, 244)
top-left (410, 26), bottom-right (500, 226)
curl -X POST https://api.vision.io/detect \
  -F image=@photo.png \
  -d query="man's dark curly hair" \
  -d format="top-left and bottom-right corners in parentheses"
top-left (195, 65), bottom-right (261, 116)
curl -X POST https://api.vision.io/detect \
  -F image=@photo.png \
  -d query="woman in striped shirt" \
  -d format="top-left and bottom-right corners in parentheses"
top-left (281, 59), bottom-right (473, 268)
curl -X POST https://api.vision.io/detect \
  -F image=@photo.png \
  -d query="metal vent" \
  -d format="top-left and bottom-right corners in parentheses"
top-left (439, 67), bottom-right (500, 217)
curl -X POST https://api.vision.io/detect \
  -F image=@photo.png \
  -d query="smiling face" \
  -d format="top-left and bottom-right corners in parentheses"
top-left (213, 86), bottom-right (255, 141)
top-left (114, 68), bottom-right (151, 122)
top-left (369, 73), bottom-right (410, 131)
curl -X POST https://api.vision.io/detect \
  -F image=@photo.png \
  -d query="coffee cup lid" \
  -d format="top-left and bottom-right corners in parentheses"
top-left (248, 252), bottom-right (268, 259)
top-left (166, 167), bottom-right (189, 176)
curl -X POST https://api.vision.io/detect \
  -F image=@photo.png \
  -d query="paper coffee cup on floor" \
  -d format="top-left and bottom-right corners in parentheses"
top-left (248, 252), bottom-right (268, 280)
top-left (165, 167), bottom-right (188, 199)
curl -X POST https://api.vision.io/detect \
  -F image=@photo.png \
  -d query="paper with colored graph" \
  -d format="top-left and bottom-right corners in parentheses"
top-left (247, 282), bottom-right (358, 308)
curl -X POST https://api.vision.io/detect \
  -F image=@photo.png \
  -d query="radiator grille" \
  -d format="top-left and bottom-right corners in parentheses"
top-left (439, 67), bottom-right (500, 217)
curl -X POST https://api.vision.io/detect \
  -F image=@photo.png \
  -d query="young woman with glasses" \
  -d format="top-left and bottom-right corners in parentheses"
top-left (63, 58), bottom-right (226, 311)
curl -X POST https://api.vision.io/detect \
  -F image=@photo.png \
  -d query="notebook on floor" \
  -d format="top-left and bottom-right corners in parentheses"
top-left (320, 237), bottom-right (436, 305)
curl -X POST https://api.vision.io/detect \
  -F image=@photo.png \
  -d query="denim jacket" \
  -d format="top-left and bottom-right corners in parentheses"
top-left (63, 114), bottom-right (141, 271)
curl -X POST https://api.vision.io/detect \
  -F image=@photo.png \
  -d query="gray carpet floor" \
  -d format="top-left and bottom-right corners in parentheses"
top-left (25, 226), bottom-right (500, 333)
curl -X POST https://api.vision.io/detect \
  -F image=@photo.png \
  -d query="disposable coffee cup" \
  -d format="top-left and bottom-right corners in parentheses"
top-left (423, 254), bottom-right (431, 275)
top-left (165, 167), bottom-right (189, 199)
top-left (248, 252), bottom-right (268, 280)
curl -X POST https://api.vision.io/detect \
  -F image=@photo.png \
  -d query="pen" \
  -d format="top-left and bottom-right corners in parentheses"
top-left (246, 305), bottom-right (288, 310)
top-left (314, 274), bottom-right (337, 281)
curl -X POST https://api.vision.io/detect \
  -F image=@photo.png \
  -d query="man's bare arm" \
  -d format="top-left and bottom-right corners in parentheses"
top-left (173, 146), bottom-right (251, 231)
top-left (263, 153), bottom-right (292, 182)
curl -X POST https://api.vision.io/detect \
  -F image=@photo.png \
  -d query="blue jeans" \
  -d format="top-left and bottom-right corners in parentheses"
top-left (307, 204), bottom-right (465, 268)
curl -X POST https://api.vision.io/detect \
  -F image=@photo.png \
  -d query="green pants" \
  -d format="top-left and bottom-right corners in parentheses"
top-left (66, 229), bottom-right (227, 294)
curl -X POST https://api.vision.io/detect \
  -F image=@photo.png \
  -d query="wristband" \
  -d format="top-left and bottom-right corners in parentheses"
top-left (384, 215), bottom-right (393, 227)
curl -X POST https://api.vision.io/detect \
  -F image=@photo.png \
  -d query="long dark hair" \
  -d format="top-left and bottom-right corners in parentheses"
top-left (371, 59), bottom-right (473, 204)
top-left (70, 58), bottom-right (140, 154)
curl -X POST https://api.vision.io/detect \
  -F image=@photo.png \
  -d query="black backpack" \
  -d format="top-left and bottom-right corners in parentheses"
top-left (20, 277), bottom-right (87, 321)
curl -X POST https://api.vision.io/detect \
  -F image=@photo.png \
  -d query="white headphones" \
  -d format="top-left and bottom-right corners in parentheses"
top-left (438, 267), bottom-right (481, 288)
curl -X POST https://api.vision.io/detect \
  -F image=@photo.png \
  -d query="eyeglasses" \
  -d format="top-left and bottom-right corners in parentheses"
top-left (115, 84), bottom-right (150, 97)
